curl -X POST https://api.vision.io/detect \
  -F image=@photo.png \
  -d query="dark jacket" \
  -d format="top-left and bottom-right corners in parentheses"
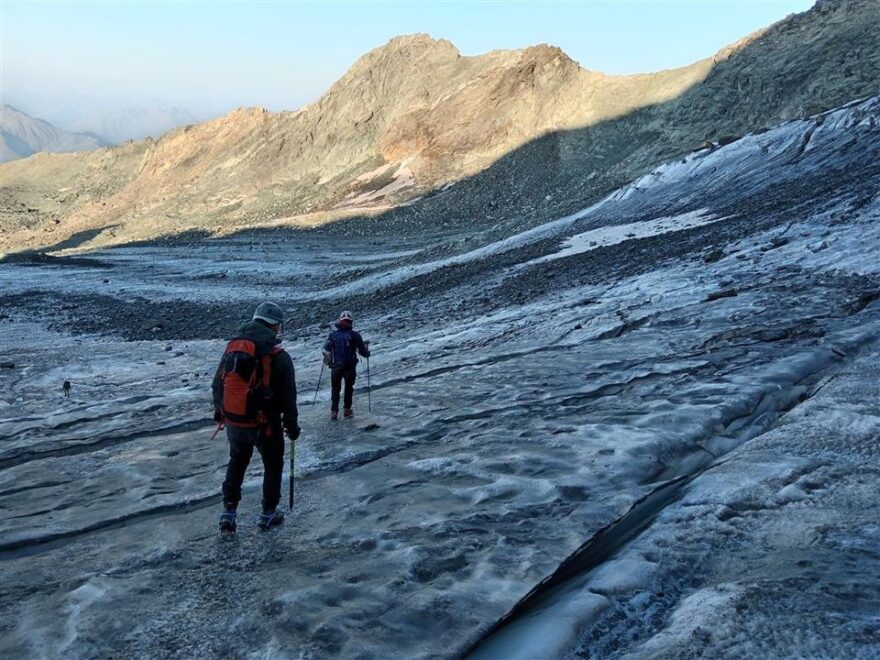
top-left (212, 320), bottom-right (298, 432)
top-left (324, 323), bottom-right (370, 369)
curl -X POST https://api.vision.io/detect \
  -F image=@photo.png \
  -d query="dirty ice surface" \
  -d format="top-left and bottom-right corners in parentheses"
top-left (1, 98), bottom-right (879, 658)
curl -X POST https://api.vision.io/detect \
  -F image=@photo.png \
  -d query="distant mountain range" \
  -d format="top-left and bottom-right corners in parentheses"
top-left (41, 104), bottom-right (200, 145)
top-left (2, 91), bottom-right (202, 145)
top-left (0, 105), bottom-right (112, 163)
top-left (1, 0), bottom-right (878, 253)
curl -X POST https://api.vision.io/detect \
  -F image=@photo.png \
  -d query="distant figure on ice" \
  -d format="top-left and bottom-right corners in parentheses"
top-left (212, 302), bottom-right (300, 533)
top-left (62, 380), bottom-right (71, 398)
top-left (323, 310), bottom-right (370, 420)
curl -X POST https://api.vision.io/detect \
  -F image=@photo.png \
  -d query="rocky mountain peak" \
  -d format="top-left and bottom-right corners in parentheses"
top-left (519, 43), bottom-right (576, 66)
top-left (343, 32), bottom-right (460, 79)
top-left (381, 32), bottom-right (459, 55)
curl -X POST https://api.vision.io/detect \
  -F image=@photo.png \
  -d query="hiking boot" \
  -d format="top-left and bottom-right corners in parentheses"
top-left (219, 510), bottom-right (237, 534)
top-left (330, 411), bottom-right (338, 421)
top-left (343, 408), bottom-right (354, 419)
top-left (258, 509), bottom-right (285, 531)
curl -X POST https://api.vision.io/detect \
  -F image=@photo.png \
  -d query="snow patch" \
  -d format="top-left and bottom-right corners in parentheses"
top-left (520, 209), bottom-right (722, 269)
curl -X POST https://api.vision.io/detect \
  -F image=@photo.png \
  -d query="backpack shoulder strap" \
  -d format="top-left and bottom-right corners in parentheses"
top-left (252, 340), bottom-right (283, 386)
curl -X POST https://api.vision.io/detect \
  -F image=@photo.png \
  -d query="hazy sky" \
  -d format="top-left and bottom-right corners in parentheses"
top-left (3, 0), bottom-right (814, 117)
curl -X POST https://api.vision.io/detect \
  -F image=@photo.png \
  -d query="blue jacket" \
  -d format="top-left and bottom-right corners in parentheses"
top-left (324, 324), bottom-right (369, 369)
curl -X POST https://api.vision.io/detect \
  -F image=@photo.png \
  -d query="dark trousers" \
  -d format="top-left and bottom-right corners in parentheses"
top-left (222, 425), bottom-right (284, 512)
top-left (330, 366), bottom-right (357, 412)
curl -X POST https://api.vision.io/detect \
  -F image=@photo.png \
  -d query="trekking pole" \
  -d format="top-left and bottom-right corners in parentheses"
top-left (312, 362), bottom-right (325, 407)
top-left (289, 437), bottom-right (295, 510)
top-left (366, 357), bottom-right (372, 412)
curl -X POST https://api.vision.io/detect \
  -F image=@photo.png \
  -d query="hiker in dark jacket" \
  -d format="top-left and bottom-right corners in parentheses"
top-left (212, 302), bottom-right (299, 532)
top-left (323, 310), bottom-right (370, 420)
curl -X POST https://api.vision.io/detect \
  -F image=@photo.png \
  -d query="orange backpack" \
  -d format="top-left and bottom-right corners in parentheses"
top-left (216, 338), bottom-right (278, 428)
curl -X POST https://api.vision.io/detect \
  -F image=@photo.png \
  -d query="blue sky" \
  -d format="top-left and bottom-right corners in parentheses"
top-left (2, 1), bottom-right (814, 116)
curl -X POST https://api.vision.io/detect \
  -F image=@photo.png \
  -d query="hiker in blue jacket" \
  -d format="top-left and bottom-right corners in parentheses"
top-left (323, 310), bottom-right (370, 420)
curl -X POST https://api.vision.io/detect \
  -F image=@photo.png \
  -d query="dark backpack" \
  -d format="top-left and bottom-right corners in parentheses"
top-left (328, 330), bottom-right (357, 368)
top-left (216, 338), bottom-right (277, 427)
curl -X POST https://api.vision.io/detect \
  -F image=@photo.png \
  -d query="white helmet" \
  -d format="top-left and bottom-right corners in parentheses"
top-left (339, 310), bottom-right (353, 322)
